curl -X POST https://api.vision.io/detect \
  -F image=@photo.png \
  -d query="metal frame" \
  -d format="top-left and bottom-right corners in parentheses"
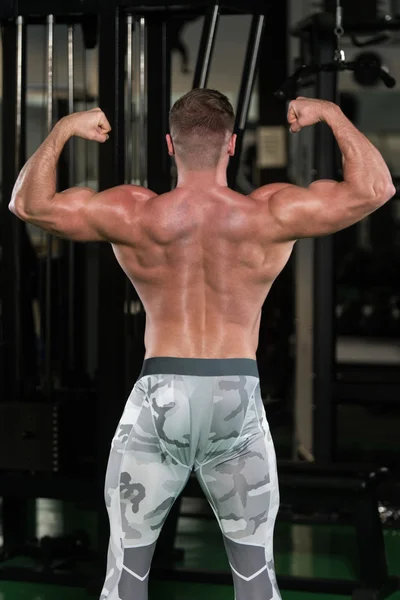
top-left (311, 27), bottom-right (338, 464)
top-left (95, 4), bottom-right (128, 550)
top-left (147, 15), bottom-right (171, 194)
top-left (0, 16), bottom-right (36, 549)
top-left (192, 2), bottom-right (220, 88)
top-left (227, 13), bottom-right (265, 188)
top-left (44, 13), bottom-right (54, 401)
top-left (293, 13), bottom-right (400, 463)
top-left (67, 24), bottom-right (76, 372)
top-left (0, 0), bottom-right (269, 585)
top-left (1, 17), bottom-right (26, 402)
top-left (1, 0), bottom-right (266, 19)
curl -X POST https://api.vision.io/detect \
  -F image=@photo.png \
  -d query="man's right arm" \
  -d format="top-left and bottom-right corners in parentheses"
top-left (251, 98), bottom-right (396, 240)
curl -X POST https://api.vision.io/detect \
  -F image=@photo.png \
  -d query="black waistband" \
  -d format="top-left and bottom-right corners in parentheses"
top-left (139, 357), bottom-right (259, 379)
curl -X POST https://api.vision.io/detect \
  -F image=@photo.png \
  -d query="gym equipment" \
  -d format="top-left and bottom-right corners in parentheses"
top-left (284, 0), bottom-right (400, 462)
top-left (0, 0), bottom-right (267, 589)
top-left (192, 3), bottom-right (220, 88)
top-left (45, 14), bottom-right (54, 401)
top-left (67, 23), bottom-right (76, 371)
top-left (276, 3), bottom-right (397, 102)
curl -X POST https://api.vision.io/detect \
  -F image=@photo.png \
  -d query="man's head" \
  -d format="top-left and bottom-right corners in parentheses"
top-left (167, 88), bottom-right (236, 170)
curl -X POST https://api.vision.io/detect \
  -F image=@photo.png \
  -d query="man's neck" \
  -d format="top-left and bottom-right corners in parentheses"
top-left (176, 168), bottom-right (228, 188)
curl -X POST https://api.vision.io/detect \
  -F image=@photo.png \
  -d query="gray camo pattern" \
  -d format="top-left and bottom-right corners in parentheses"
top-left (100, 373), bottom-right (281, 600)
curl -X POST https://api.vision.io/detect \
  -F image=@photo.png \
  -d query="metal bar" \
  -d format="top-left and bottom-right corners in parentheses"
top-left (1, 0), bottom-right (268, 20)
top-left (1, 15), bottom-right (34, 549)
top-left (258, 0), bottom-right (288, 185)
top-left (133, 16), bottom-right (147, 186)
top-left (125, 15), bottom-right (134, 393)
top-left (0, 17), bottom-right (27, 402)
top-left (0, 27), bottom-right (16, 401)
top-left (227, 14), bottom-right (265, 189)
top-left (192, 2), bottom-right (220, 89)
top-left (292, 35), bottom-right (317, 460)
top-left (46, 16), bottom-right (54, 133)
top-left (138, 17), bottom-right (147, 186)
top-left (14, 16), bottom-right (24, 397)
top-left (312, 30), bottom-right (338, 463)
top-left (67, 24), bottom-right (75, 372)
top-left (97, 5), bottom-right (127, 550)
top-left (45, 14), bottom-right (55, 400)
top-left (126, 15), bottom-right (134, 184)
top-left (2, 1), bottom-right (99, 19)
top-left (147, 16), bottom-right (170, 193)
top-left (82, 37), bottom-right (90, 185)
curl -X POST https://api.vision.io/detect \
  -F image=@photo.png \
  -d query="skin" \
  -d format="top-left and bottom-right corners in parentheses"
top-left (10, 99), bottom-right (395, 360)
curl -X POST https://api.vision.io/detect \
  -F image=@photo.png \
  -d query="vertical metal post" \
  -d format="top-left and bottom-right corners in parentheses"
top-left (45, 14), bottom-right (54, 400)
top-left (0, 16), bottom-right (26, 401)
top-left (125, 15), bottom-right (134, 394)
top-left (131, 17), bottom-right (147, 187)
top-left (15, 16), bottom-right (24, 396)
top-left (312, 30), bottom-right (338, 463)
top-left (292, 31), bottom-right (317, 461)
top-left (228, 14), bottom-right (265, 189)
top-left (258, 0), bottom-right (288, 185)
top-left (97, 5), bottom-right (127, 551)
top-left (256, 0), bottom-right (293, 445)
top-left (126, 15), bottom-right (134, 185)
top-left (192, 3), bottom-right (220, 89)
top-left (138, 17), bottom-right (147, 187)
top-left (67, 24), bottom-right (75, 372)
top-left (1, 14), bottom-right (34, 548)
top-left (125, 15), bottom-right (147, 393)
top-left (147, 16), bottom-right (171, 193)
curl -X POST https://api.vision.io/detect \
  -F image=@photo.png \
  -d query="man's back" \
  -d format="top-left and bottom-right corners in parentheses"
top-left (114, 186), bottom-right (294, 359)
top-left (10, 95), bottom-right (395, 362)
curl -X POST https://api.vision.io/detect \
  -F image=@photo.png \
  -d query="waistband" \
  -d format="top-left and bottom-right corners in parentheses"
top-left (139, 357), bottom-right (259, 379)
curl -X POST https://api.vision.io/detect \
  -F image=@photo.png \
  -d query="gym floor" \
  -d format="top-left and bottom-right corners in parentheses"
top-left (0, 498), bottom-right (399, 600)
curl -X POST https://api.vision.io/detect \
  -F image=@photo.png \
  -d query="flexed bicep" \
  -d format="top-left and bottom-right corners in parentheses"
top-left (16, 185), bottom-right (155, 243)
top-left (267, 181), bottom-right (384, 240)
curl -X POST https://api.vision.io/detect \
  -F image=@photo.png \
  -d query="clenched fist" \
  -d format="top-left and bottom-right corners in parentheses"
top-left (64, 108), bottom-right (112, 143)
top-left (287, 97), bottom-right (338, 133)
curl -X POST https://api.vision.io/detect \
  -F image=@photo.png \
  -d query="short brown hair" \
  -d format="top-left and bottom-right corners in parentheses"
top-left (169, 88), bottom-right (235, 169)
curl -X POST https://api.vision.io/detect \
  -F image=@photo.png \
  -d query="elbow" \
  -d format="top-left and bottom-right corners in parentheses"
top-left (371, 180), bottom-right (396, 207)
top-left (9, 196), bottom-right (29, 221)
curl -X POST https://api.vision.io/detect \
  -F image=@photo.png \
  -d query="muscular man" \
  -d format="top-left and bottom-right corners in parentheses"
top-left (10, 90), bottom-right (395, 600)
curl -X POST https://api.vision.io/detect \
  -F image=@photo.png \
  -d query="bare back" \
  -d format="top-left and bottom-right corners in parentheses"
top-left (11, 97), bottom-right (394, 362)
top-left (113, 187), bottom-right (294, 359)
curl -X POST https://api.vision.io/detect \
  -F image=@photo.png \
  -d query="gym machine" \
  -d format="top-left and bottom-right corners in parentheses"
top-left (284, 1), bottom-right (400, 464)
top-left (0, 0), bottom-right (265, 588)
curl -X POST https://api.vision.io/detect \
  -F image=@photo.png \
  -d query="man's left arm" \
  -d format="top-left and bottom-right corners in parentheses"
top-left (9, 108), bottom-right (155, 243)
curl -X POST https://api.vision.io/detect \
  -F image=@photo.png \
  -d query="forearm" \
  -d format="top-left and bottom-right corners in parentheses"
top-left (324, 105), bottom-right (395, 202)
top-left (9, 119), bottom-right (71, 217)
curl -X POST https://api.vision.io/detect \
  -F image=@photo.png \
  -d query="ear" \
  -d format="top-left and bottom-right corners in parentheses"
top-left (228, 133), bottom-right (237, 157)
top-left (166, 134), bottom-right (175, 156)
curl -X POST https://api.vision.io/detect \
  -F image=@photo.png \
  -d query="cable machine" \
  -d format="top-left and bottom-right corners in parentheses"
top-left (0, 0), bottom-right (266, 586)
top-left (279, 0), bottom-right (400, 464)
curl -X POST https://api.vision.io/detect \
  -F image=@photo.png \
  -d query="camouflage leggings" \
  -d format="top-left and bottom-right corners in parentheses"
top-left (101, 358), bottom-right (281, 600)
